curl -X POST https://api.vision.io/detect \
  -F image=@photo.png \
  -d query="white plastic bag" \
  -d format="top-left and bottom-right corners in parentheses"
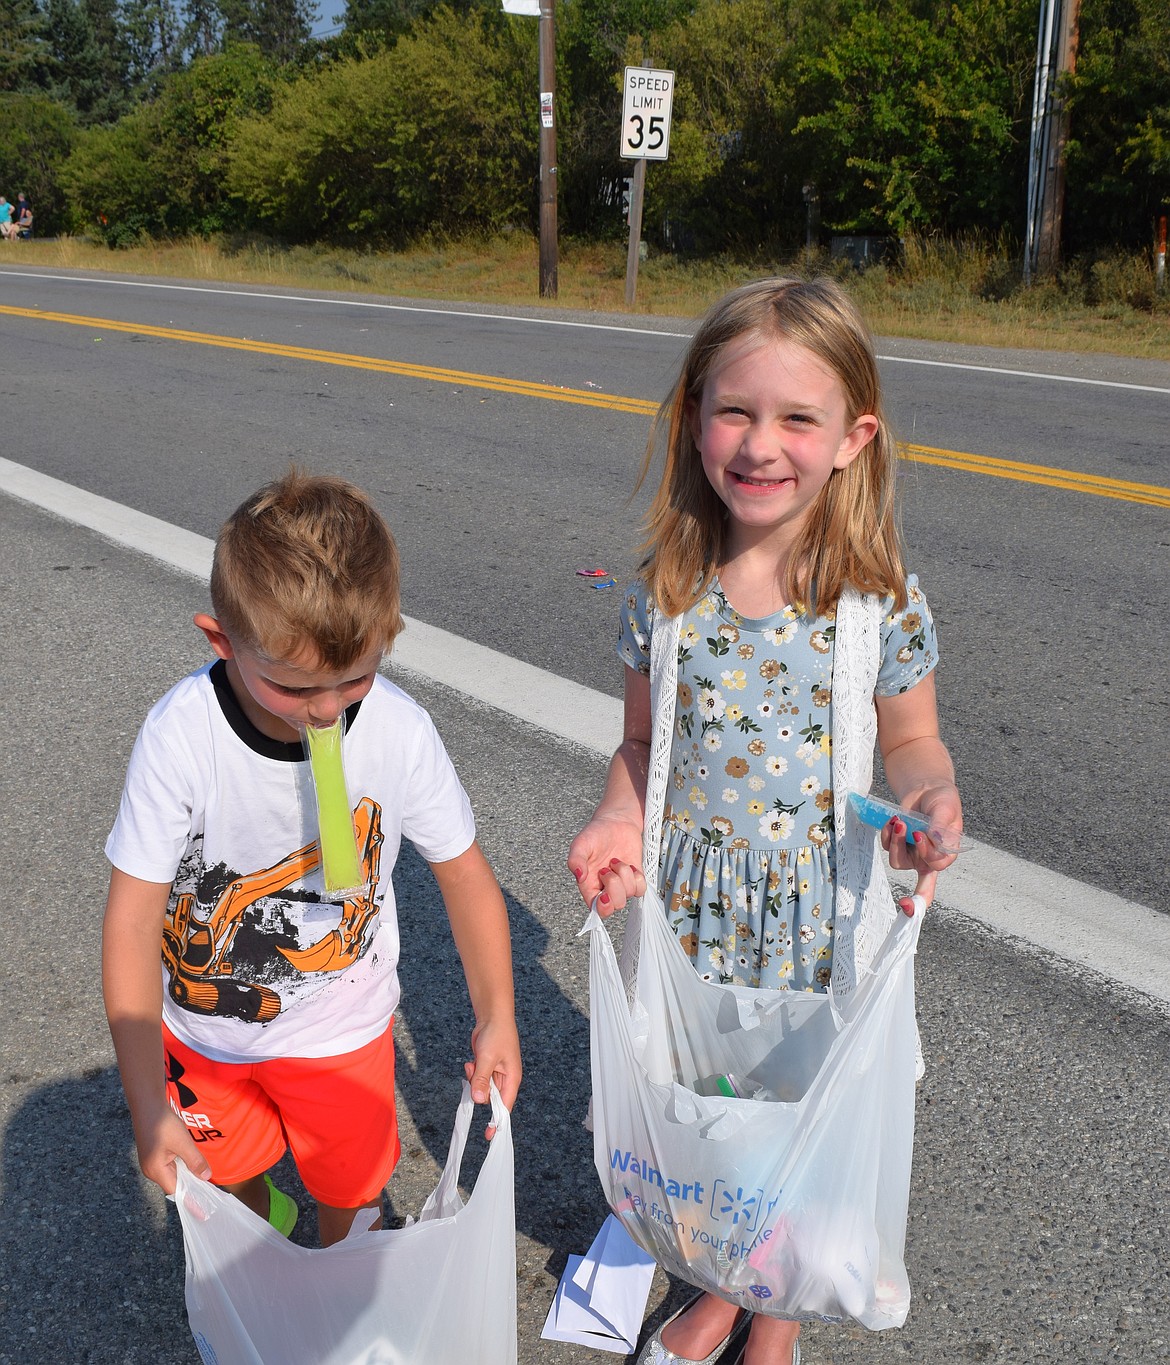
top-left (175, 1081), bottom-right (516, 1365)
top-left (585, 887), bottom-right (922, 1329)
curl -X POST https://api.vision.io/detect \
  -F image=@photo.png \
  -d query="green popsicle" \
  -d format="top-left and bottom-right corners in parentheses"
top-left (304, 720), bottom-right (364, 896)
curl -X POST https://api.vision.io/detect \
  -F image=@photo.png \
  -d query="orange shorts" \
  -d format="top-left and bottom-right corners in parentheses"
top-left (162, 1019), bottom-right (401, 1208)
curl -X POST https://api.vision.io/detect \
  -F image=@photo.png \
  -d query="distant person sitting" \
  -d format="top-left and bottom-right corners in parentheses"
top-left (0, 198), bottom-right (12, 239)
top-left (13, 193), bottom-right (32, 237)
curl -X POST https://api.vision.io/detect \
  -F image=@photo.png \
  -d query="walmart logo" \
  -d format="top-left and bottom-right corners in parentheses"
top-left (609, 1150), bottom-right (772, 1234)
top-left (710, 1179), bottom-right (764, 1230)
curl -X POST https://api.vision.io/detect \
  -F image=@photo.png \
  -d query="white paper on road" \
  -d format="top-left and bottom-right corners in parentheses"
top-left (541, 1214), bottom-right (656, 1353)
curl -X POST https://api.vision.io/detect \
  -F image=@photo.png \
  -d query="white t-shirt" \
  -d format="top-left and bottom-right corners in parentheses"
top-left (106, 663), bottom-right (476, 1064)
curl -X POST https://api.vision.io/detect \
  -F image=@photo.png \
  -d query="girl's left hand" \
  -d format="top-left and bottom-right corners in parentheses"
top-left (882, 784), bottom-right (963, 916)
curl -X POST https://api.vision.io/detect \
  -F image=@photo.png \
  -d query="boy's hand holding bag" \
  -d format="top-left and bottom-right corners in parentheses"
top-left (176, 1082), bottom-right (517, 1365)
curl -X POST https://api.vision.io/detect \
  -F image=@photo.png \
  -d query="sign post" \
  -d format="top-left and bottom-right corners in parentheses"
top-left (620, 64), bottom-right (674, 307)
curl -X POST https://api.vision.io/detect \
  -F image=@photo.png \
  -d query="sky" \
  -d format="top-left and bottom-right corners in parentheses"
top-left (311, 4), bottom-right (343, 38)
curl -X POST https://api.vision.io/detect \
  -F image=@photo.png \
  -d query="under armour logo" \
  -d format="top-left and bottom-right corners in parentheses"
top-left (165, 1052), bottom-right (199, 1109)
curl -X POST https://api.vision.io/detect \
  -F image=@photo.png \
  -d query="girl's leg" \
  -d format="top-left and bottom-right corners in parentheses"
top-left (660, 1292), bottom-right (742, 1357)
top-left (316, 1200), bottom-right (383, 1247)
top-left (741, 1315), bottom-right (800, 1363)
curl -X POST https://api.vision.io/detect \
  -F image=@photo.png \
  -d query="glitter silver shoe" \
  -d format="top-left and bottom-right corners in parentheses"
top-left (635, 1293), bottom-right (749, 1365)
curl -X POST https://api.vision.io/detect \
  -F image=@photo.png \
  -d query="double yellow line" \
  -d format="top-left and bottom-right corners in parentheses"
top-left (0, 304), bottom-right (655, 415)
top-left (4, 303), bottom-right (1168, 508)
top-left (899, 444), bottom-right (1170, 508)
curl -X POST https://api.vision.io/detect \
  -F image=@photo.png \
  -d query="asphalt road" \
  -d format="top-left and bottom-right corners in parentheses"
top-left (1, 266), bottom-right (1167, 912)
top-left (1, 267), bottom-right (1169, 1364)
top-left (3, 489), bottom-right (1169, 1365)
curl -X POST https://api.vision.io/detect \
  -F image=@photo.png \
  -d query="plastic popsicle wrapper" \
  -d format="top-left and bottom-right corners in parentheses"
top-left (303, 719), bottom-right (365, 900)
top-left (847, 790), bottom-right (971, 856)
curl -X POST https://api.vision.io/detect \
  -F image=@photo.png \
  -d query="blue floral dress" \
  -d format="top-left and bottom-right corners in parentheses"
top-left (618, 577), bottom-right (938, 993)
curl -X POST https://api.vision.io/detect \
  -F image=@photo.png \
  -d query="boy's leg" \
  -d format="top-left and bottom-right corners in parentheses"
top-left (161, 1025), bottom-right (288, 1194)
top-left (316, 1200), bottom-right (383, 1247)
top-left (255, 1018), bottom-right (401, 1244)
top-left (220, 1174), bottom-right (272, 1220)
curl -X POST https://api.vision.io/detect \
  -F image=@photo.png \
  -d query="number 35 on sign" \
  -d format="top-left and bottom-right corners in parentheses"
top-left (620, 66), bottom-right (675, 160)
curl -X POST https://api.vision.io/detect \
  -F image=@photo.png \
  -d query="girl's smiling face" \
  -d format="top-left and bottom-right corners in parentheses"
top-left (689, 331), bottom-right (878, 555)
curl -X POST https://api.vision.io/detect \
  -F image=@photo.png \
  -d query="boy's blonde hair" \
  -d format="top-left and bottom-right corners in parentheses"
top-left (210, 470), bottom-right (404, 669)
top-left (638, 276), bottom-right (907, 618)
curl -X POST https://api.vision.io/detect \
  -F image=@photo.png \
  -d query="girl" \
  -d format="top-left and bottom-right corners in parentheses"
top-left (568, 277), bottom-right (962, 1365)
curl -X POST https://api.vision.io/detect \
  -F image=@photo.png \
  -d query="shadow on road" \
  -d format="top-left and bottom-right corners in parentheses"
top-left (0, 848), bottom-right (609, 1364)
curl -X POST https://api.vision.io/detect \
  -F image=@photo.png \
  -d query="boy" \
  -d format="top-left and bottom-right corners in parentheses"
top-left (103, 471), bottom-right (521, 1245)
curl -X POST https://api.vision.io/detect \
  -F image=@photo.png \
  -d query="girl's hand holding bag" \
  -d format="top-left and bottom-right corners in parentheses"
top-left (585, 591), bottom-right (924, 1329)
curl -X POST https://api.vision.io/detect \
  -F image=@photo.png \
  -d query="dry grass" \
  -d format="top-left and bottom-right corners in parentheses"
top-left (9, 232), bottom-right (1170, 361)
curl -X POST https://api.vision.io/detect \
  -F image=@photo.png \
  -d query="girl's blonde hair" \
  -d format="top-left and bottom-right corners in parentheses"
top-left (637, 276), bottom-right (906, 618)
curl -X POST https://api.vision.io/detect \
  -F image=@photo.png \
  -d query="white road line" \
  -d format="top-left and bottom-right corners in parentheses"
top-left (4, 455), bottom-right (1168, 1006)
top-left (876, 353), bottom-right (1170, 395)
top-left (0, 268), bottom-right (689, 340)
top-left (4, 267), bottom-right (1169, 394)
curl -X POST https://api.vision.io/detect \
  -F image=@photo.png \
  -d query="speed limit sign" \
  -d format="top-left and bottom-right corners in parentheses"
top-left (620, 66), bottom-right (675, 161)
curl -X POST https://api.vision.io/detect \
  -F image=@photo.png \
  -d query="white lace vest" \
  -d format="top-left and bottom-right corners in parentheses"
top-left (621, 587), bottom-right (898, 1005)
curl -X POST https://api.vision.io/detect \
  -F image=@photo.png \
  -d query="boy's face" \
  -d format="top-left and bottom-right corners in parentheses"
top-left (195, 614), bottom-right (383, 742)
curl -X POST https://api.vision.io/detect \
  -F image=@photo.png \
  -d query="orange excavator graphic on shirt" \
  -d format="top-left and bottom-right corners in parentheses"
top-left (161, 797), bottom-right (384, 1024)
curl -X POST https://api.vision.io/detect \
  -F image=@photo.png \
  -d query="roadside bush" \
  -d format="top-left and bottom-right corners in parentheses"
top-left (60, 115), bottom-right (165, 240)
top-left (1066, 0), bottom-right (1170, 251)
top-left (1087, 251), bottom-right (1158, 311)
top-left (644, 0), bottom-right (807, 255)
top-left (794, 0), bottom-right (1026, 236)
top-left (61, 45), bottom-right (280, 242)
top-left (227, 9), bottom-right (536, 242)
top-left (617, 0), bottom-right (1034, 254)
top-left (0, 93), bottom-right (77, 235)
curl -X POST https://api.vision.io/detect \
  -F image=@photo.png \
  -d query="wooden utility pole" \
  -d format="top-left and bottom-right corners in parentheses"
top-left (1025, 0), bottom-right (1081, 281)
top-left (1036, 0), bottom-right (1080, 275)
top-left (538, 0), bottom-right (558, 298)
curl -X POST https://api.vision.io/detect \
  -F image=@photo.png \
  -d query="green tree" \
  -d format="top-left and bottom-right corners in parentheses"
top-left (119, 0), bottom-right (182, 86)
top-left (228, 6), bottom-right (534, 239)
top-left (552, 0), bottom-right (697, 239)
top-left (85, 0), bottom-right (133, 107)
top-left (793, 0), bottom-right (1026, 236)
top-left (566, 0), bottom-right (693, 65)
top-left (1065, 0), bottom-right (1170, 250)
top-left (43, 0), bottom-right (131, 123)
top-left (183, 0), bottom-right (223, 57)
top-left (642, 0), bottom-right (829, 252)
top-left (0, 0), bottom-right (51, 90)
top-left (338, 0), bottom-right (432, 44)
top-left (337, 0), bottom-right (497, 49)
top-left (0, 88), bottom-right (76, 228)
top-left (219, 0), bottom-right (317, 61)
top-left (61, 43), bottom-right (279, 238)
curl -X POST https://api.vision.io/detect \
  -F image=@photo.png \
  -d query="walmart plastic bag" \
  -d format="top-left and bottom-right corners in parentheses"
top-left (585, 888), bottom-right (921, 1330)
top-left (175, 1081), bottom-right (516, 1365)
